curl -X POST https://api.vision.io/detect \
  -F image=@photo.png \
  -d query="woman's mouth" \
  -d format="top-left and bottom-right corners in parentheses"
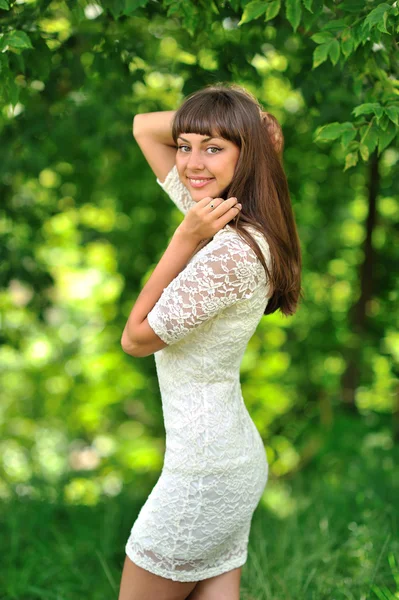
top-left (187, 178), bottom-right (215, 188)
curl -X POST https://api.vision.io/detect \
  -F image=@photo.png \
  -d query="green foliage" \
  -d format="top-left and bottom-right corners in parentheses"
top-left (1, 0), bottom-right (398, 168)
top-left (1, 413), bottom-right (398, 597)
top-left (0, 0), bottom-right (398, 513)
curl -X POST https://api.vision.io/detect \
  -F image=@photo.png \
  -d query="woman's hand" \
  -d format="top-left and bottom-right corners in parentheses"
top-left (177, 196), bottom-right (242, 244)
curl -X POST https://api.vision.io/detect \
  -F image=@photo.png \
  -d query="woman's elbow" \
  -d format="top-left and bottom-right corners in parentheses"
top-left (121, 332), bottom-right (140, 357)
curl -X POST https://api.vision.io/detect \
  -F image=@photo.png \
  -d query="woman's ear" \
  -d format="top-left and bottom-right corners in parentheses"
top-left (261, 112), bottom-right (284, 157)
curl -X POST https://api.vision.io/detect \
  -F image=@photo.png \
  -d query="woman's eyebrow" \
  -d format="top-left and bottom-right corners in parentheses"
top-left (177, 136), bottom-right (222, 143)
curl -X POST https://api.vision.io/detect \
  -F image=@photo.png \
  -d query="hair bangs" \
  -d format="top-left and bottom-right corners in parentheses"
top-left (172, 94), bottom-right (241, 147)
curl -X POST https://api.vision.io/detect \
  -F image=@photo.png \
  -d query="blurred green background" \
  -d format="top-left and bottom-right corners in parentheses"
top-left (1, 1), bottom-right (398, 598)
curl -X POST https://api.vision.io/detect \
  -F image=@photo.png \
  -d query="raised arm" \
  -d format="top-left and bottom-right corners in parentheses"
top-left (133, 111), bottom-right (177, 183)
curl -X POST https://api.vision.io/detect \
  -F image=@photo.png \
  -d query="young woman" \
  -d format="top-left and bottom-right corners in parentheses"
top-left (118, 83), bottom-right (302, 600)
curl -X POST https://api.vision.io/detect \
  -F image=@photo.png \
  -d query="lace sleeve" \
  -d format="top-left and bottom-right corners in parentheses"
top-left (147, 231), bottom-right (267, 346)
top-left (156, 164), bottom-right (196, 215)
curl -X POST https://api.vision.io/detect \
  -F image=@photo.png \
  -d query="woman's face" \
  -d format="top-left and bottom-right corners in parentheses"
top-left (175, 132), bottom-right (240, 201)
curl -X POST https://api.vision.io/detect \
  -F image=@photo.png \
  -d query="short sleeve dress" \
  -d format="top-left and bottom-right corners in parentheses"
top-left (125, 164), bottom-right (271, 582)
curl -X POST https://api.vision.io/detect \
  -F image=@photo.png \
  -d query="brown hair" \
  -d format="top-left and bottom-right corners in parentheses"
top-left (171, 83), bottom-right (303, 317)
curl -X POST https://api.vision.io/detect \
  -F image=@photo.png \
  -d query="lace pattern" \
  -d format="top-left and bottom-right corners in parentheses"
top-left (156, 164), bottom-right (196, 214)
top-left (147, 230), bottom-right (268, 346)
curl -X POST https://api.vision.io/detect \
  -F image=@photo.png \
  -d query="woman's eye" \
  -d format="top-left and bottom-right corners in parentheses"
top-left (207, 147), bottom-right (221, 154)
top-left (177, 145), bottom-right (221, 154)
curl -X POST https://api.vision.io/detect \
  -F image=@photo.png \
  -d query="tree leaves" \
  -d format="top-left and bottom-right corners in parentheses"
top-left (352, 103), bottom-right (384, 119)
top-left (265, 0), bottom-right (281, 22)
top-left (286, 0), bottom-right (301, 32)
top-left (0, 30), bottom-right (33, 51)
top-left (238, 0), bottom-right (282, 25)
top-left (315, 110), bottom-right (399, 169)
top-left (312, 38), bottom-right (340, 68)
top-left (344, 151), bottom-right (358, 171)
top-left (377, 121), bottom-right (397, 155)
top-left (362, 3), bottom-right (392, 34)
top-left (385, 106), bottom-right (399, 126)
top-left (315, 122), bottom-right (356, 142)
top-left (238, 0), bottom-right (268, 25)
top-left (1, 0), bottom-right (398, 171)
top-left (302, 0), bottom-right (313, 13)
top-left (123, 0), bottom-right (149, 15)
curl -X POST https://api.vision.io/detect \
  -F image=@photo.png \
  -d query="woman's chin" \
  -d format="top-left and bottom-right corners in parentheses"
top-left (191, 188), bottom-right (222, 201)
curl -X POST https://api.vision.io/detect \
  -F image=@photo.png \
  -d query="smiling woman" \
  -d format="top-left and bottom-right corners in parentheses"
top-left (175, 132), bottom-right (240, 199)
top-left (119, 83), bottom-right (303, 600)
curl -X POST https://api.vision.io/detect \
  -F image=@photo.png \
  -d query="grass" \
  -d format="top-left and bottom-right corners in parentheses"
top-left (1, 412), bottom-right (398, 599)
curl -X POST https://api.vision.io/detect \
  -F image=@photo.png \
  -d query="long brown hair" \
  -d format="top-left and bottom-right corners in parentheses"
top-left (172, 83), bottom-right (303, 317)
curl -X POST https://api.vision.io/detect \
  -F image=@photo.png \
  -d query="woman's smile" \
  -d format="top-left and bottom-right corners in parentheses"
top-left (187, 177), bottom-right (215, 188)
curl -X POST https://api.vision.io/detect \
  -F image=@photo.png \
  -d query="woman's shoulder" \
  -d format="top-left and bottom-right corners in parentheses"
top-left (213, 223), bottom-right (271, 263)
top-left (157, 164), bottom-right (186, 196)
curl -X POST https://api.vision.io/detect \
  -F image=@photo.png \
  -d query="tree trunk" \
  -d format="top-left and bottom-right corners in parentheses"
top-left (340, 149), bottom-right (379, 409)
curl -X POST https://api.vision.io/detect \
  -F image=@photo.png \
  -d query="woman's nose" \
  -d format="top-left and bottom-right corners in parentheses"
top-left (186, 149), bottom-right (204, 169)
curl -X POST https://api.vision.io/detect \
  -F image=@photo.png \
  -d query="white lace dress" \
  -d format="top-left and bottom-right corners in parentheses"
top-left (125, 165), bottom-right (271, 582)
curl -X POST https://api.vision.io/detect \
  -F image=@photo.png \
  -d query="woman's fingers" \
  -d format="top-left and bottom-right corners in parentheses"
top-left (188, 195), bottom-right (242, 237)
top-left (207, 196), bottom-right (241, 219)
top-left (207, 197), bottom-right (242, 229)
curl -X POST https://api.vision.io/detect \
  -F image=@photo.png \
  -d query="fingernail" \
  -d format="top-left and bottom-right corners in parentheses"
top-left (238, 203), bottom-right (242, 208)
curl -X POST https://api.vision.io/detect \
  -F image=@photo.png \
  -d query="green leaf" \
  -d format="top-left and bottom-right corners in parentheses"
top-left (286, 0), bottom-right (302, 32)
top-left (377, 114), bottom-right (389, 130)
top-left (341, 127), bottom-right (357, 148)
top-left (363, 3), bottom-right (391, 32)
top-left (328, 39), bottom-right (340, 65)
top-left (322, 19), bottom-right (346, 31)
top-left (378, 121), bottom-right (397, 155)
top-left (310, 0), bottom-right (324, 17)
top-left (0, 0), bottom-right (10, 10)
top-left (315, 122), bottom-right (355, 142)
top-left (311, 31), bottom-right (333, 44)
top-left (359, 143), bottom-right (369, 161)
top-left (312, 39), bottom-right (341, 68)
top-left (3, 31), bottom-right (33, 50)
top-left (302, 0), bottom-right (313, 12)
top-left (338, 0), bottom-right (365, 13)
top-left (348, 24), bottom-right (364, 51)
top-left (123, 0), bottom-right (149, 15)
top-left (377, 10), bottom-right (390, 34)
top-left (341, 30), bottom-right (354, 57)
top-left (352, 103), bottom-right (383, 118)
top-left (109, 0), bottom-right (125, 19)
top-left (180, 1), bottom-right (200, 36)
top-left (385, 106), bottom-right (399, 126)
top-left (362, 123), bottom-right (379, 155)
top-left (344, 151), bottom-right (359, 171)
top-left (313, 42), bottom-right (330, 68)
top-left (265, 0), bottom-right (281, 22)
top-left (238, 1), bottom-right (268, 25)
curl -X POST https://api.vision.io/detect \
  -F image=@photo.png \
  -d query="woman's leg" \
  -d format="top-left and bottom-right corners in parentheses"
top-left (185, 566), bottom-right (242, 600)
top-left (118, 555), bottom-right (199, 600)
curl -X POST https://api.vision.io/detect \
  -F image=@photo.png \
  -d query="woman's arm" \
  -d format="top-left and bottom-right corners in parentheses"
top-left (121, 196), bottom-right (242, 358)
top-left (133, 110), bottom-right (177, 182)
top-left (120, 227), bottom-right (199, 357)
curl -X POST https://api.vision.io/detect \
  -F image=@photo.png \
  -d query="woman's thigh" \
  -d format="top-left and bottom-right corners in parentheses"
top-left (185, 566), bottom-right (242, 600)
top-left (118, 555), bottom-right (198, 600)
